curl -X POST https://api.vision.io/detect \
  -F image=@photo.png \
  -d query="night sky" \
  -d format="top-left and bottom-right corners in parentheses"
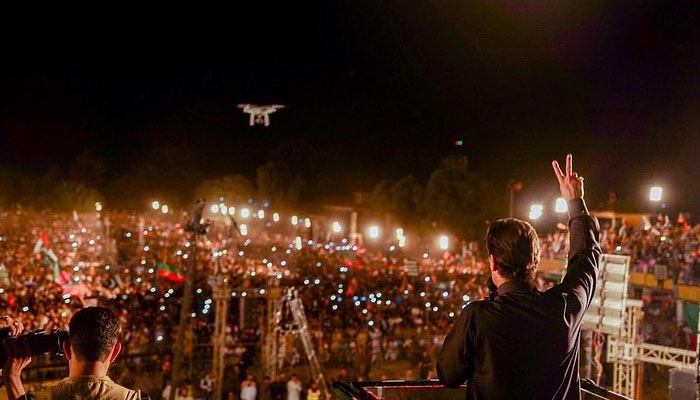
top-left (1, 3), bottom-right (699, 213)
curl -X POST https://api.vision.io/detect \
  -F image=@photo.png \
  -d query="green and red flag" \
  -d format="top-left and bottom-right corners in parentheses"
top-left (157, 263), bottom-right (185, 283)
top-left (33, 231), bottom-right (60, 281)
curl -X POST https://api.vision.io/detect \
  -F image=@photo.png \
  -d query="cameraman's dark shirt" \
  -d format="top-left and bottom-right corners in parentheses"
top-left (437, 199), bottom-right (600, 400)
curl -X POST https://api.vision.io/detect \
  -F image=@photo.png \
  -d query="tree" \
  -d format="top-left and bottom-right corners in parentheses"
top-left (371, 176), bottom-right (424, 230)
top-left (50, 181), bottom-right (104, 212)
top-left (423, 161), bottom-right (499, 239)
top-left (255, 161), bottom-right (305, 210)
top-left (0, 167), bottom-right (16, 207)
top-left (67, 151), bottom-right (105, 187)
top-left (106, 146), bottom-right (205, 209)
top-left (194, 175), bottom-right (255, 204)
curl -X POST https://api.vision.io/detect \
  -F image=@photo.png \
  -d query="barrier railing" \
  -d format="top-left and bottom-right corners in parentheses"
top-left (332, 379), bottom-right (632, 400)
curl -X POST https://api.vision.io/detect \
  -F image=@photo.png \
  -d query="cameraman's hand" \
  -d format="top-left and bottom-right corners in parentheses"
top-left (552, 154), bottom-right (584, 201)
top-left (2, 321), bottom-right (30, 400)
top-left (0, 316), bottom-right (23, 336)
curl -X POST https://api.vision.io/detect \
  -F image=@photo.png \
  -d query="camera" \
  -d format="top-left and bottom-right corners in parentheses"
top-left (0, 328), bottom-right (68, 366)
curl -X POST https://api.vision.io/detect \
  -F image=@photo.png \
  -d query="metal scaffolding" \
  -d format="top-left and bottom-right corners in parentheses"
top-left (210, 275), bottom-right (230, 400)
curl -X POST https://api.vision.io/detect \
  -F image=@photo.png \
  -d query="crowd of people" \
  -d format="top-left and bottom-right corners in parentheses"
top-left (541, 214), bottom-right (700, 285)
top-left (2, 206), bottom-right (697, 399)
top-left (541, 213), bottom-right (700, 353)
top-left (0, 206), bottom-right (518, 399)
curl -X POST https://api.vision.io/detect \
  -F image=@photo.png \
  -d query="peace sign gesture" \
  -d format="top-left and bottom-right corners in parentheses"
top-left (552, 154), bottom-right (584, 201)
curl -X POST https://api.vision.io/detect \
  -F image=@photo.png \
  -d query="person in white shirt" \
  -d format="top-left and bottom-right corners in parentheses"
top-left (286, 374), bottom-right (302, 400)
top-left (240, 374), bottom-right (257, 400)
top-left (162, 380), bottom-right (172, 400)
top-left (199, 373), bottom-right (214, 400)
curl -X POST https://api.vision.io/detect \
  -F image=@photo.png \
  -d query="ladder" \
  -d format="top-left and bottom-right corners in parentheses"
top-left (276, 287), bottom-right (329, 399)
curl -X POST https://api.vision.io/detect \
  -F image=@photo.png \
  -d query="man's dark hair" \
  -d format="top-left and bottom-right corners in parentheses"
top-left (68, 307), bottom-right (121, 362)
top-left (486, 218), bottom-right (540, 282)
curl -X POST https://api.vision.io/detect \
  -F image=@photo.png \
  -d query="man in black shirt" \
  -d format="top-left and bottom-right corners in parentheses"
top-left (438, 154), bottom-right (600, 400)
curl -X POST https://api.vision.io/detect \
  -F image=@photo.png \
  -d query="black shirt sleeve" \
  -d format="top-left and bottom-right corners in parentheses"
top-left (552, 198), bottom-right (601, 317)
top-left (437, 303), bottom-right (477, 388)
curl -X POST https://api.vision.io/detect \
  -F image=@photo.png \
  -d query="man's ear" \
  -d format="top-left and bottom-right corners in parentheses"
top-left (109, 341), bottom-right (121, 363)
top-left (488, 254), bottom-right (497, 272)
top-left (63, 338), bottom-right (72, 361)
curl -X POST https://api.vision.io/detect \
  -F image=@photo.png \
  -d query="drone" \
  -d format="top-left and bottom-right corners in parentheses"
top-left (237, 104), bottom-right (285, 127)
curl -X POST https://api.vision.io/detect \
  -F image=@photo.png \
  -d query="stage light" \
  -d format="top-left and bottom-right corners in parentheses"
top-left (228, 206), bottom-right (235, 215)
top-left (291, 215), bottom-right (298, 225)
top-left (240, 208), bottom-right (250, 218)
top-left (95, 202), bottom-right (102, 211)
top-left (273, 212), bottom-right (280, 222)
top-left (439, 235), bottom-right (449, 250)
top-left (555, 198), bottom-right (568, 213)
top-left (258, 210), bottom-right (265, 219)
top-left (161, 205), bottom-right (169, 214)
top-left (304, 218), bottom-right (311, 228)
top-left (239, 224), bottom-right (247, 236)
top-left (649, 186), bottom-right (662, 202)
top-left (332, 221), bottom-right (342, 233)
top-left (368, 225), bottom-right (379, 239)
top-left (529, 204), bottom-right (543, 220)
top-left (211, 204), bottom-right (219, 214)
top-left (152, 201), bottom-right (160, 210)
top-left (396, 228), bottom-right (404, 240)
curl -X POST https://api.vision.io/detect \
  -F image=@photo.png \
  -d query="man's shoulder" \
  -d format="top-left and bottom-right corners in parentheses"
top-left (462, 299), bottom-right (488, 315)
top-left (32, 377), bottom-right (142, 400)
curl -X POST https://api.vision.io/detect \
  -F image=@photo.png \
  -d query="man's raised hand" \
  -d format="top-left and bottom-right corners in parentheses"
top-left (552, 154), bottom-right (584, 201)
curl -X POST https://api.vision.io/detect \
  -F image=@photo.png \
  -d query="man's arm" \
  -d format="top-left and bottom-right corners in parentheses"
top-left (437, 305), bottom-right (476, 389)
top-left (551, 155), bottom-right (601, 315)
top-left (1, 318), bottom-right (31, 400)
top-left (560, 198), bottom-right (600, 309)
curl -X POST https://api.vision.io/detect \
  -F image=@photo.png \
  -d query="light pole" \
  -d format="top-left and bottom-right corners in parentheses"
top-left (555, 198), bottom-right (568, 213)
top-left (507, 179), bottom-right (522, 218)
top-left (439, 235), bottom-right (449, 251)
top-left (649, 186), bottom-right (663, 216)
top-left (529, 204), bottom-right (543, 226)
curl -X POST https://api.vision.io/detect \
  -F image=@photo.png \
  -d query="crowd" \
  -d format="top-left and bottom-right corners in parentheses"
top-left (541, 214), bottom-right (700, 285)
top-left (1, 206), bottom-right (528, 399)
top-left (540, 213), bottom-right (700, 354)
top-left (11, 207), bottom-right (697, 398)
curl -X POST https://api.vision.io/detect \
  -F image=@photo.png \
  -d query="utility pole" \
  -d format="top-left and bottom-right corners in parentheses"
top-left (507, 179), bottom-right (522, 218)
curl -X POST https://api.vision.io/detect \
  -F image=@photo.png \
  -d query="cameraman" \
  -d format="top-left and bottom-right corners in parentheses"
top-left (3, 307), bottom-right (147, 400)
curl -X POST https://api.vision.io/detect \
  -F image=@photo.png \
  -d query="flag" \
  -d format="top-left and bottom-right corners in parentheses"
top-left (33, 232), bottom-right (60, 280)
top-left (62, 282), bottom-right (91, 298)
top-left (157, 263), bottom-right (186, 283)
